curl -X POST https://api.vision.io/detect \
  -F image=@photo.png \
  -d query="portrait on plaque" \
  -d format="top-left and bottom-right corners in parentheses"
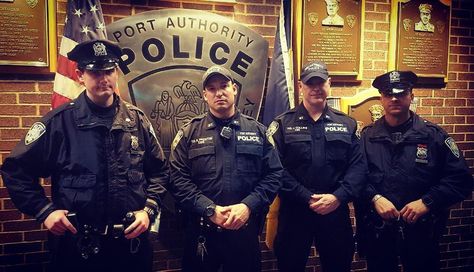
top-left (302, 0), bottom-right (362, 77)
top-left (395, 0), bottom-right (450, 78)
top-left (322, 0), bottom-right (344, 27)
top-left (415, 4), bottom-right (435, 32)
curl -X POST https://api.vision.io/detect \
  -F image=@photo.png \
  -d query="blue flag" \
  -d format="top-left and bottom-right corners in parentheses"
top-left (261, 0), bottom-right (294, 126)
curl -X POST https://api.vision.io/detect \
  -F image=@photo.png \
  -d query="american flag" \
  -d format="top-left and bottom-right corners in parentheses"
top-left (52, 0), bottom-right (107, 108)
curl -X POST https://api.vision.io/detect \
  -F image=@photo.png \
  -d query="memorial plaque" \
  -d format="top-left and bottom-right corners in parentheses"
top-left (396, 0), bottom-right (450, 78)
top-left (0, 0), bottom-right (50, 67)
top-left (302, 0), bottom-right (362, 77)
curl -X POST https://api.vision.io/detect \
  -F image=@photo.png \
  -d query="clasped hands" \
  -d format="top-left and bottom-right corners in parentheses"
top-left (209, 203), bottom-right (250, 230)
top-left (373, 196), bottom-right (429, 224)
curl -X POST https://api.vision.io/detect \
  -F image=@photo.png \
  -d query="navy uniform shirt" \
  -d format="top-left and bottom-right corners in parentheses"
top-left (271, 104), bottom-right (367, 205)
top-left (361, 112), bottom-right (472, 211)
top-left (169, 110), bottom-right (283, 216)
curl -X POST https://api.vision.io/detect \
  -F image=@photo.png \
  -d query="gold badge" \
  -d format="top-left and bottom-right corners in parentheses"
top-left (131, 135), bottom-right (139, 150)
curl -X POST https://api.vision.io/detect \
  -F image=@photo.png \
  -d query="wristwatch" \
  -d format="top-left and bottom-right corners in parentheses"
top-left (143, 206), bottom-right (156, 221)
top-left (205, 204), bottom-right (216, 217)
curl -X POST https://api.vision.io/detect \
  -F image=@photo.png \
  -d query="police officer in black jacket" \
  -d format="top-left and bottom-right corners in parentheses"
top-left (356, 71), bottom-right (473, 272)
top-left (1, 40), bottom-right (168, 272)
top-left (169, 65), bottom-right (283, 272)
top-left (271, 61), bottom-right (367, 272)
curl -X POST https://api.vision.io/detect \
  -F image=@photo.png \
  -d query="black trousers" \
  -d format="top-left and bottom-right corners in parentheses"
top-left (364, 218), bottom-right (442, 272)
top-left (182, 219), bottom-right (261, 272)
top-left (274, 203), bottom-right (354, 272)
top-left (48, 231), bottom-right (153, 272)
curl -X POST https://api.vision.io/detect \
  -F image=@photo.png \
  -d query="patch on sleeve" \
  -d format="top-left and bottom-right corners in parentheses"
top-left (266, 121), bottom-right (279, 148)
top-left (445, 137), bottom-right (460, 158)
top-left (25, 122), bottom-right (46, 146)
top-left (171, 130), bottom-right (184, 151)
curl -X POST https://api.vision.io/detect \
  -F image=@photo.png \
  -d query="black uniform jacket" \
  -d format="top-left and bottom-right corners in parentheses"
top-left (271, 104), bottom-right (367, 205)
top-left (169, 111), bottom-right (283, 217)
top-left (1, 92), bottom-right (168, 225)
top-left (361, 113), bottom-right (472, 211)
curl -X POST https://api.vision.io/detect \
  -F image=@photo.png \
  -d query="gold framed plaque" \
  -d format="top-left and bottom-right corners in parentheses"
top-left (389, 0), bottom-right (450, 81)
top-left (300, 0), bottom-right (364, 80)
top-left (0, 0), bottom-right (57, 74)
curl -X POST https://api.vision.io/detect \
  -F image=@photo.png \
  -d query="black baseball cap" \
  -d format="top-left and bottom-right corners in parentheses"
top-left (67, 39), bottom-right (123, 71)
top-left (372, 70), bottom-right (418, 95)
top-left (300, 61), bottom-right (329, 83)
top-left (202, 65), bottom-right (234, 89)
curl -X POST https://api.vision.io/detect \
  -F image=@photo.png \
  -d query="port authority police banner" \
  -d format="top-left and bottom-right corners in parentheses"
top-left (107, 9), bottom-right (269, 150)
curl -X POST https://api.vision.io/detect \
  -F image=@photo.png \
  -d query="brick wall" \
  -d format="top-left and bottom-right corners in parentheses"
top-left (0, 0), bottom-right (473, 271)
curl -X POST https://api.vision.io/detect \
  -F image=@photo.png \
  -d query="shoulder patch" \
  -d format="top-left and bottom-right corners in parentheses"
top-left (171, 130), bottom-right (184, 151)
top-left (445, 137), bottom-right (460, 158)
top-left (266, 121), bottom-right (279, 148)
top-left (25, 122), bottom-right (46, 145)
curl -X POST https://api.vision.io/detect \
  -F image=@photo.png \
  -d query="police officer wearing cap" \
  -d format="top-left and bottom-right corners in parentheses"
top-left (169, 65), bottom-right (283, 271)
top-left (355, 71), bottom-right (473, 272)
top-left (271, 61), bottom-right (366, 272)
top-left (1, 39), bottom-right (168, 272)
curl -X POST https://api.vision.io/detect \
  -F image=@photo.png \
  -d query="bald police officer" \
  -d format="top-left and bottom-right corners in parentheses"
top-left (169, 65), bottom-right (283, 272)
top-left (355, 71), bottom-right (473, 272)
top-left (1, 40), bottom-right (168, 272)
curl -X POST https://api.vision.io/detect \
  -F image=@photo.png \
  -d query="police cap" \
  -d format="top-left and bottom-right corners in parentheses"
top-left (202, 65), bottom-right (233, 89)
top-left (67, 39), bottom-right (123, 71)
top-left (372, 70), bottom-right (418, 95)
top-left (300, 61), bottom-right (329, 83)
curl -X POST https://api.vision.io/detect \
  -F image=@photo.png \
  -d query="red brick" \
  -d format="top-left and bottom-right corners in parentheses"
top-left (365, 21), bottom-right (375, 31)
top-left (365, 12), bottom-right (386, 22)
top-left (264, 15), bottom-right (278, 26)
top-left (101, 3), bottom-right (132, 16)
top-left (0, 83), bottom-right (35, 93)
top-left (247, 4), bottom-right (275, 15)
top-left (375, 3), bottom-right (390, 12)
top-left (215, 5), bottom-right (235, 12)
top-left (449, 63), bottom-right (470, 72)
top-left (457, 90), bottom-right (474, 98)
top-left (234, 14), bottom-right (263, 25)
top-left (422, 98), bottom-right (443, 107)
top-left (433, 107), bottom-right (454, 115)
top-left (0, 105), bottom-right (36, 115)
top-left (413, 89), bottom-right (433, 97)
top-left (1, 129), bottom-right (28, 140)
top-left (0, 232), bottom-right (23, 244)
top-left (455, 125), bottom-right (474, 132)
top-left (0, 140), bottom-right (18, 151)
top-left (446, 81), bottom-right (468, 89)
top-left (364, 50), bottom-right (386, 59)
top-left (459, 56), bottom-right (474, 63)
top-left (456, 107), bottom-right (474, 115)
top-left (450, 46), bottom-right (470, 54)
top-left (443, 116), bottom-right (466, 124)
top-left (21, 117), bottom-right (41, 128)
top-left (0, 94), bottom-right (17, 104)
top-left (39, 106), bottom-right (52, 116)
top-left (182, 2), bottom-right (212, 10)
top-left (445, 99), bottom-right (466, 106)
top-left (3, 220), bottom-right (42, 232)
top-left (19, 94), bottom-right (51, 105)
top-left (0, 117), bottom-right (19, 127)
top-left (0, 210), bottom-right (22, 221)
top-left (147, 1), bottom-right (180, 8)
top-left (365, 3), bottom-right (375, 12)
top-left (24, 230), bottom-right (48, 242)
top-left (375, 22), bottom-right (389, 31)
top-left (365, 31), bottom-right (387, 41)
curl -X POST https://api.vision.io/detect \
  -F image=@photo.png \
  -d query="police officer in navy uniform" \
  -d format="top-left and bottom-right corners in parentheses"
top-left (1, 40), bottom-right (168, 272)
top-left (271, 61), bottom-right (367, 272)
top-left (169, 65), bottom-right (283, 272)
top-left (355, 71), bottom-right (473, 272)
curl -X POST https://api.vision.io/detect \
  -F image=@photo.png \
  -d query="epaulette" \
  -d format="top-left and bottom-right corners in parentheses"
top-left (124, 101), bottom-right (145, 115)
top-left (41, 100), bottom-right (76, 121)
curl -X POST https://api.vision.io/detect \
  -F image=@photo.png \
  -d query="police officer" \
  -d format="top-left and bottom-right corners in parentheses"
top-left (356, 71), bottom-right (473, 272)
top-left (169, 65), bottom-right (283, 272)
top-left (271, 61), bottom-right (366, 272)
top-left (1, 40), bottom-right (168, 272)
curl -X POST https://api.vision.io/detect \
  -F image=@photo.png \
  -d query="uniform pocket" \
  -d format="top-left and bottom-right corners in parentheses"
top-left (60, 175), bottom-right (97, 210)
top-left (189, 145), bottom-right (216, 177)
top-left (236, 144), bottom-right (263, 174)
top-left (325, 133), bottom-right (351, 162)
top-left (284, 134), bottom-right (312, 162)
